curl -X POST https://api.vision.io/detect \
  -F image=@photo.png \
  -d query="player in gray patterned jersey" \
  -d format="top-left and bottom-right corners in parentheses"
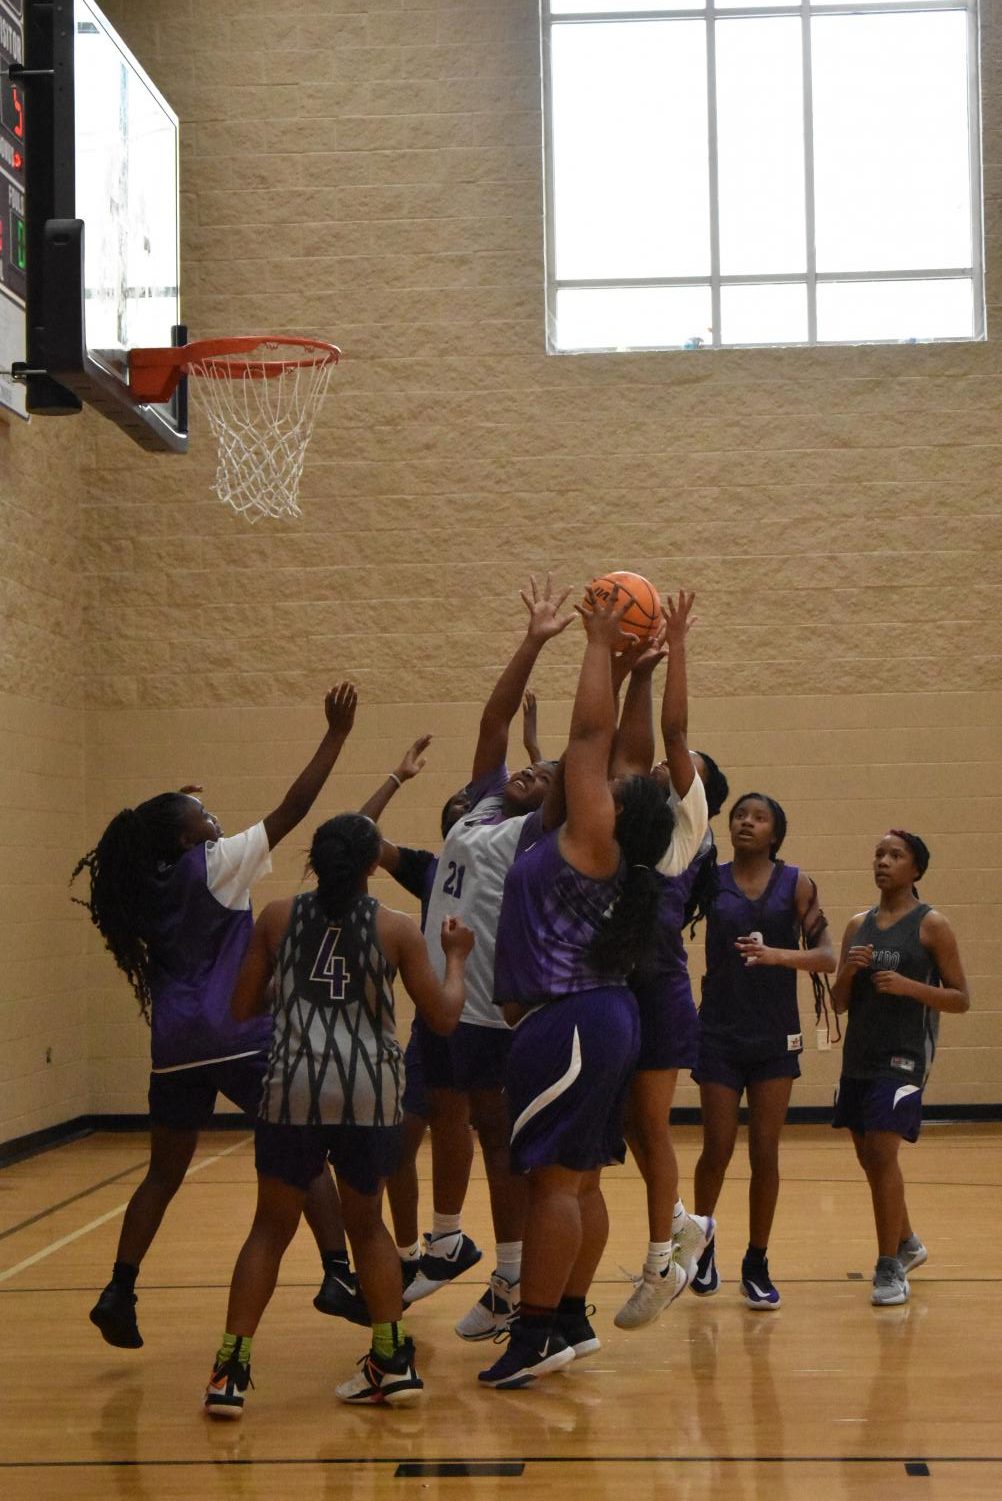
top-left (203, 813), bottom-right (473, 1418)
top-left (831, 829), bottom-right (970, 1306)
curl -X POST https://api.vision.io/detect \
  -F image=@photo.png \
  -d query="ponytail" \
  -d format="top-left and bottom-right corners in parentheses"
top-left (588, 776), bottom-right (673, 976)
top-left (309, 813), bottom-right (382, 921)
top-left (683, 839), bottom-right (720, 936)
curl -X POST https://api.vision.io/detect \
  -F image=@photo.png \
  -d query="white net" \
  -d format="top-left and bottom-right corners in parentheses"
top-left (189, 340), bottom-right (337, 522)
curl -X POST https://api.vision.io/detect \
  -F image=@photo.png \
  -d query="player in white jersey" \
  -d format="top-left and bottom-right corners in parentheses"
top-left (405, 575), bottom-right (574, 1337)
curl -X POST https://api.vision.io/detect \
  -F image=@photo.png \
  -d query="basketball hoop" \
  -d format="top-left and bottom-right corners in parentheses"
top-left (129, 336), bottom-right (340, 521)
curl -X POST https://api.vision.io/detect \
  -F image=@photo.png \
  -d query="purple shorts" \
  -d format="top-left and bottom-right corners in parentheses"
top-left (420, 1019), bottom-right (512, 1094)
top-left (505, 986), bottom-right (640, 1174)
top-left (631, 972), bottom-right (700, 1072)
top-left (832, 1076), bottom-right (924, 1144)
top-left (693, 1035), bottom-right (801, 1096)
top-left (401, 1019), bottom-right (429, 1119)
top-left (254, 1119), bottom-right (403, 1195)
top-left (148, 1054), bottom-right (267, 1131)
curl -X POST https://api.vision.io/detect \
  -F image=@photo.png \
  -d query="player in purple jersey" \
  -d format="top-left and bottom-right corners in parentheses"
top-left (417, 576), bottom-right (574, 1338)
top-left (831, 830), bottom-right (969, 1305)
top-left (479, 586), bottom-right (675, 1390)
top-left (72, 683), bottom-right (360, 1351)
top-left (608, 599), bottom-right (715, 1329)
top-left (689, 792), bottom-right (836, 1310)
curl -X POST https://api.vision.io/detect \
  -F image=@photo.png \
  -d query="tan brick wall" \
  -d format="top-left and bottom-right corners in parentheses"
top-left (0, 415), bottom-right (90, 1140)
top-left (2, 1), bottom-right (1000, 1137)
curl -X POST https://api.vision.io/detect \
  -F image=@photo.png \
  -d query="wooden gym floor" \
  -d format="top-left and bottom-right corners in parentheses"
top-left (1, 1123), bottom-right (1000, 1501)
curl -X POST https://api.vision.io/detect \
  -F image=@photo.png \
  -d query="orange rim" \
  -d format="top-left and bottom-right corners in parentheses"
top-left (128, 336), bottom-right (340, 403)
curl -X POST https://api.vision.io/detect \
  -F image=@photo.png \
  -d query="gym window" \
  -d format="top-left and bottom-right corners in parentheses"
top-left (541, 1), bottom-right (985, 351)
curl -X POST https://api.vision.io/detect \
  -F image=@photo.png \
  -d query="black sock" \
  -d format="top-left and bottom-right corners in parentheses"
top-left (558, 1295), bottom-right (586, 1318)
top-left (321, 1249), bottom-right (351, 1274)
top-left (743, 1243), bottom-right (767, 1266)
top-left (111, 1260), bottom-right (138, 1292)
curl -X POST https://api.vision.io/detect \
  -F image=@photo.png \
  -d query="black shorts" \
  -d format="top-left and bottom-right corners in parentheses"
top-left (254, 1119), bottom-right (404, 1195)
top-left (692, 1035), bottom-right (801, 1096)
top-left (148, 1055), bottom-right (267, 1131)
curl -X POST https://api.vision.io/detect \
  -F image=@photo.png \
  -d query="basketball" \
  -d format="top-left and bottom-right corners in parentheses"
top-left (584, 571), bottom-right (662, 644)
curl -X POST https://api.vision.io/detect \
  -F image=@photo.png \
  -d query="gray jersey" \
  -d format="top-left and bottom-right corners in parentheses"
top-left (424, 801), bottom-right (535, 1030)
top-left (260, 892), bottom-right (403, 1126)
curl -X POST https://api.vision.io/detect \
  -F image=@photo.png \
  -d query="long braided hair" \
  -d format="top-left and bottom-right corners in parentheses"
top-left (70, 793), bottom-right (193, 1023)
top-left (309, 814), bottom-right (382, 921)
top-left (588, 775), bottom-right (674, 977)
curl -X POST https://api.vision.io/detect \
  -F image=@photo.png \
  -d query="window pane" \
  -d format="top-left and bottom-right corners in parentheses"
top-left (716, 18), bottom-right (805, 275)
top-left (554, 285), bottom-right (712, 351)
top-left (720, 284), bottom-right (808, 345)
top-left (550, 21), bottom-right (710, 279)
top-left (812, 12), bottom-right (973, 273)
top-left (816, 279), bottom-right (974, 343)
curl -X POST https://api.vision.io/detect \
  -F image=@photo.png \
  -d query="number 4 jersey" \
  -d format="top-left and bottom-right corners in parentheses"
top-left (259, 892), bottom-right (403, 1126)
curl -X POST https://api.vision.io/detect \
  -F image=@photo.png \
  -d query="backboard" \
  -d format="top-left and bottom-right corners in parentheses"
top-left (0, 0), bottom-right (27, 420)
top-left (15, 0), bottom-right (186, 450)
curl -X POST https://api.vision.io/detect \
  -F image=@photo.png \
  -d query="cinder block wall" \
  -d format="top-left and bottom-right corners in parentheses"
top-left (0, 416), bottom-right (91, 1141)
top-left (2, 0), bottom-right (1000, 1142)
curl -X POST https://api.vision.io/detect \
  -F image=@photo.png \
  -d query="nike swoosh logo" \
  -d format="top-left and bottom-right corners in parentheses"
top-left (694, 1268), bottom-right (713, 1286)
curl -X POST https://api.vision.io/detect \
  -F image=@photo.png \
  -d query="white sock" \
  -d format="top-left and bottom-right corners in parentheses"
top-left (397, 1241), bottom-right (421, 1262)
top-left (427, 1213), bottom-right (464, 1257)
top-left (495, 1241), bottom-right (521, 1284)
top-left (644, 1239), bottom-right (674, 1276)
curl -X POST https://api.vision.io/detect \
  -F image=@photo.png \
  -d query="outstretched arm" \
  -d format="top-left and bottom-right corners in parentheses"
top-left (262, 682), bottom-right (358, 849)
top-left (359, 733), bottom-right (432, 876)
top-left (471, 575), bottom-right (574, 782)
top-left (659, 591), bottom-right (696, 799)
top-left (610, 628), bottom-right (667, 778)
top-left (560, 589), bottom-right (631, 878)
top-left (522, 692), bottom-right (542, 765)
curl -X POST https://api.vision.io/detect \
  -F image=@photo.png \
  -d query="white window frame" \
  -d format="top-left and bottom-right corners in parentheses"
top-left (541, 0), bottom-right (985, 352)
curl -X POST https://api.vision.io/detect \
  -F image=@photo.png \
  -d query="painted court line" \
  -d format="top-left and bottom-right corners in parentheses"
top-left (0, 1135), bottom-right (252, 1285)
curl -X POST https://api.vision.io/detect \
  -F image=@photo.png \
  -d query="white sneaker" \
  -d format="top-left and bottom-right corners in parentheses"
top-left (614, 1252), bottom-right (688, 1330)
top-left (454, 1271), bottom-right (519, 1341)
top-left (674, 1213), bottom-right (715, 1284)
top-left (871, 1258), bottom-right (910, 1307)
top-left (897, 1236), bottom-right (927, 1274)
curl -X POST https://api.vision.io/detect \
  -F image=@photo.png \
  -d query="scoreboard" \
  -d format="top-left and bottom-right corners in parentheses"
top-left (0, 0), bottom-right (26, 418)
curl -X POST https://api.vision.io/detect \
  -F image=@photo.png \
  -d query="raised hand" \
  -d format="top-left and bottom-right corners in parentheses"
top-left (396, 733), bottom-right (432, 782)
top-left (662, 589), bottom-right (696, 649)
top-left (521, 573), bottom-right (575, 645)
top-left (576, 584), bottom-right (634, 652)
top-left (325, 681), bottom-right (358, 738)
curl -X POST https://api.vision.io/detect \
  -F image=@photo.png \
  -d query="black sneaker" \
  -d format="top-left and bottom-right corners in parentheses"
top-left (478, 1328), bottom-right (575, 1389)
top-left (314, 1265), bottom-right (369, 1326)
top-left (555, 1304), bottom-right (601, 1359)
top-left (204, 1354), bottom-right (253, 1419)
top-left (741, 1255), bottom-right (781, 1310)
top-left (90, 1282), bottom-right (143, 1348)
top-left (335, 1338), bottom-right (425, 1405)
top-left (403, 1232), bottom-right (482, 1304)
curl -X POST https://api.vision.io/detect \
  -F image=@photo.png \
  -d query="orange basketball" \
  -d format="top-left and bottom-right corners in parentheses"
top-left (584, 571), bottom-right (662, 644)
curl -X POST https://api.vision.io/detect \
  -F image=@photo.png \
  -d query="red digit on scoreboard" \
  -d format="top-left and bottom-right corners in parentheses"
top-left (12, 86), bottom-right (24, 140)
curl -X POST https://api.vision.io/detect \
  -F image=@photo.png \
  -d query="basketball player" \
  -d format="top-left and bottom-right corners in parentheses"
top-left (412, 574), bottom-right (574, 1338)
top-left (831, 830), bottom-right (970, 1305)
top-left (479, 584), bottom-right (677, 1388)
top-left (203, 814), bottom-right (474, 1417)
top-left (611, 596), bottom-right (716, 1329)
top-left (73, 684), bottom-right (362, 1350)
top-left (690, 792), bottom-right (836, 1309)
